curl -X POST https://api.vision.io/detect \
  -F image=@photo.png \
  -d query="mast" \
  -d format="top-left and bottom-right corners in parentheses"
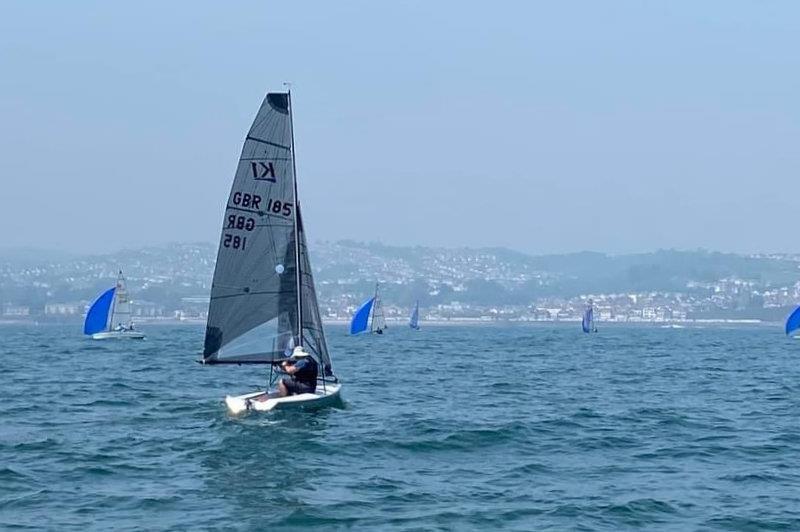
top-left (108, 270), bottom-right (122, 331)
top-left (116, 269), bottom-right (127, 328)
top-left (371, 283), bottom-right (379, 332)
top-left (287, 90), bottom-right (303, 348)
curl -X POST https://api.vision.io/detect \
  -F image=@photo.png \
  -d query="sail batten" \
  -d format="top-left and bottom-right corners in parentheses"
top-left (245, 136), bottom-right (290, 150)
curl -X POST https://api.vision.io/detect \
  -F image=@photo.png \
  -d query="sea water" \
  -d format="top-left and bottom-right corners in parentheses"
top-left (2, 323), bottom-right (799, 530)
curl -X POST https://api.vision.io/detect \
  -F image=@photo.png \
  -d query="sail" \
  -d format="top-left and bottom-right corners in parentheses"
top-left (786, 306), bottom-right (800, 336)
top-left (297, 209), bottom-right (334, 376)
top-left (84, 287), bottom-right (115, 335)
top-left (582, 306), bottom-right (593, 333)
top-left (350, 297), bottom-right (375, 335)
top-left (410, 300), bottom-right (420, 329)
top-left (372, 286), bottom-right (386, 332)
top-left (110, 271), bottom-right (133, 329)
top-left (203, 92), bottom-right (301, 364)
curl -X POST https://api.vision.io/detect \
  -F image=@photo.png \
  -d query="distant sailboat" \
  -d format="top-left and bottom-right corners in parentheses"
top-left (785, 306), bottom-right (800, 337)
top-left (582, 300), bottom-right (597, 333)
top-left (409, 300), bottom-right (420, 330)
top-left (350, 283), bottom-right (387, 335)
top-left (83, 270), bottom-right (145, 340)
top-left (201, 90), bottom-right (340, 414)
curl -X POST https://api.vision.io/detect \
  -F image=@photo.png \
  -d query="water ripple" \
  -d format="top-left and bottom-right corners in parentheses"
top-left (1, 323), bottom-right (799, 530)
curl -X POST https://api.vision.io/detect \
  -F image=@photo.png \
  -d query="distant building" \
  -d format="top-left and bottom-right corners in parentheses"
top-left (133, 300), bottom-right (166, 318)
top-left (3, 304), bottom-right (30, 317)
top-left (181, 296), bottom-right (210, 305)
top-left (44, 302), bottom-right (84, 315)
top-left (533, 308), bottom-right (552, 321)
top-left (672, 310), bottom-right (687, 320)
top-left (179, 296), bottom-right (210, 319)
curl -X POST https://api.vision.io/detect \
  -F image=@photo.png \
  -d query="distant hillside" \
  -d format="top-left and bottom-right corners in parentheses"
top-left (312, 243), bottom-right (800, 308)
top-left (2, 242), bottom-right (800, 314)
top-left (526, 249), bottom-right (800, 295)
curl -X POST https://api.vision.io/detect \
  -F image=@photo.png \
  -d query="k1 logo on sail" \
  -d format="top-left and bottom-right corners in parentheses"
top-left (251, 161), bottom-right (276, 182)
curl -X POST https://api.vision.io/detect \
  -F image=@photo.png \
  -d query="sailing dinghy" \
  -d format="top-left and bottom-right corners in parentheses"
top-left (582, 300), bottom-right (597, 333)
top-left (409, 300), bottom-right (420, 330)
top-left (83, 270), bottom-right (145, 340)
top-left (201, 91), bottom-right (340, 415)
top-left (350, 283), bottom-right (387, 335)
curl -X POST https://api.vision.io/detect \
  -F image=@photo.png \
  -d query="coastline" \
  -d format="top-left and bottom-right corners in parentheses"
top-left (0, 317), bottom-right (781, 328)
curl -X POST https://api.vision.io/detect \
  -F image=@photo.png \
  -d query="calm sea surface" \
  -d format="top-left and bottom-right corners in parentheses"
top-left (2, 323), bottom-right (800, 531)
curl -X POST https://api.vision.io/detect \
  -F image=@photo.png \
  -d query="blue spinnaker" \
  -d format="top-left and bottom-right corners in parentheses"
top-left (84, 287), bottom-right (115, 335)
top-left (785, 306), bottom-right (800, 336)
top-left (582, 307), bottom-right (593, 333)
top-left (350, 297), bottom-right (375, 335)
top-left (410, 301), bottom-right (419, 330)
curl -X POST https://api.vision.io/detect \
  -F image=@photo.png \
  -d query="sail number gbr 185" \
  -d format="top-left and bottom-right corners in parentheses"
top-left (223, 193), bottom-right (295, 251)
top-left (230, 192), bottom-right (293, 218)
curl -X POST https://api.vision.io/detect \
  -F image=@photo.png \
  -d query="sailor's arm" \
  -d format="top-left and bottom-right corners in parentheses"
top-left (281, 360), bottom-right (297, 374)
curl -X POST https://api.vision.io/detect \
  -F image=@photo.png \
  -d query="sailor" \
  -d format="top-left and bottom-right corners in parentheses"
top-left (277, 346), bottom-right (318, 397)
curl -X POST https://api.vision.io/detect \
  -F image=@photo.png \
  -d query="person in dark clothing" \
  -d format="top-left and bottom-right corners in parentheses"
top-left (278, 346), bottom-right (318, 396)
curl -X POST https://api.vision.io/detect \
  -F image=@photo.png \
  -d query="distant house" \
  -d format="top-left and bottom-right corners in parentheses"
top-left (3, 304), bottom-right (30, 317)
top-left (44, 302), bottom-right (84, 316)
top-left (179, 296), bottom-right (210, 319)
top-left (597, 307), bottom-right (613, 321)
top-left (133, 300), bottom-right (166, 318)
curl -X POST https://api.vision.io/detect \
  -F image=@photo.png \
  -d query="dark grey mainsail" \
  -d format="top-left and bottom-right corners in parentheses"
top-left (203, 92), bottom-right (331, 372)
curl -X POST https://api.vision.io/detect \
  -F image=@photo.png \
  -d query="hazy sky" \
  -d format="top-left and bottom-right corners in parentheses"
top-left (1, 1), bottom-right (798, 255)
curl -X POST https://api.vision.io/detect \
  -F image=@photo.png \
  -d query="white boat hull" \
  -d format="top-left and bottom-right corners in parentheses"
top-left (91, 331), bottom-right (146, 340)
top-left (225, 382), bottom-right (342, 415)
